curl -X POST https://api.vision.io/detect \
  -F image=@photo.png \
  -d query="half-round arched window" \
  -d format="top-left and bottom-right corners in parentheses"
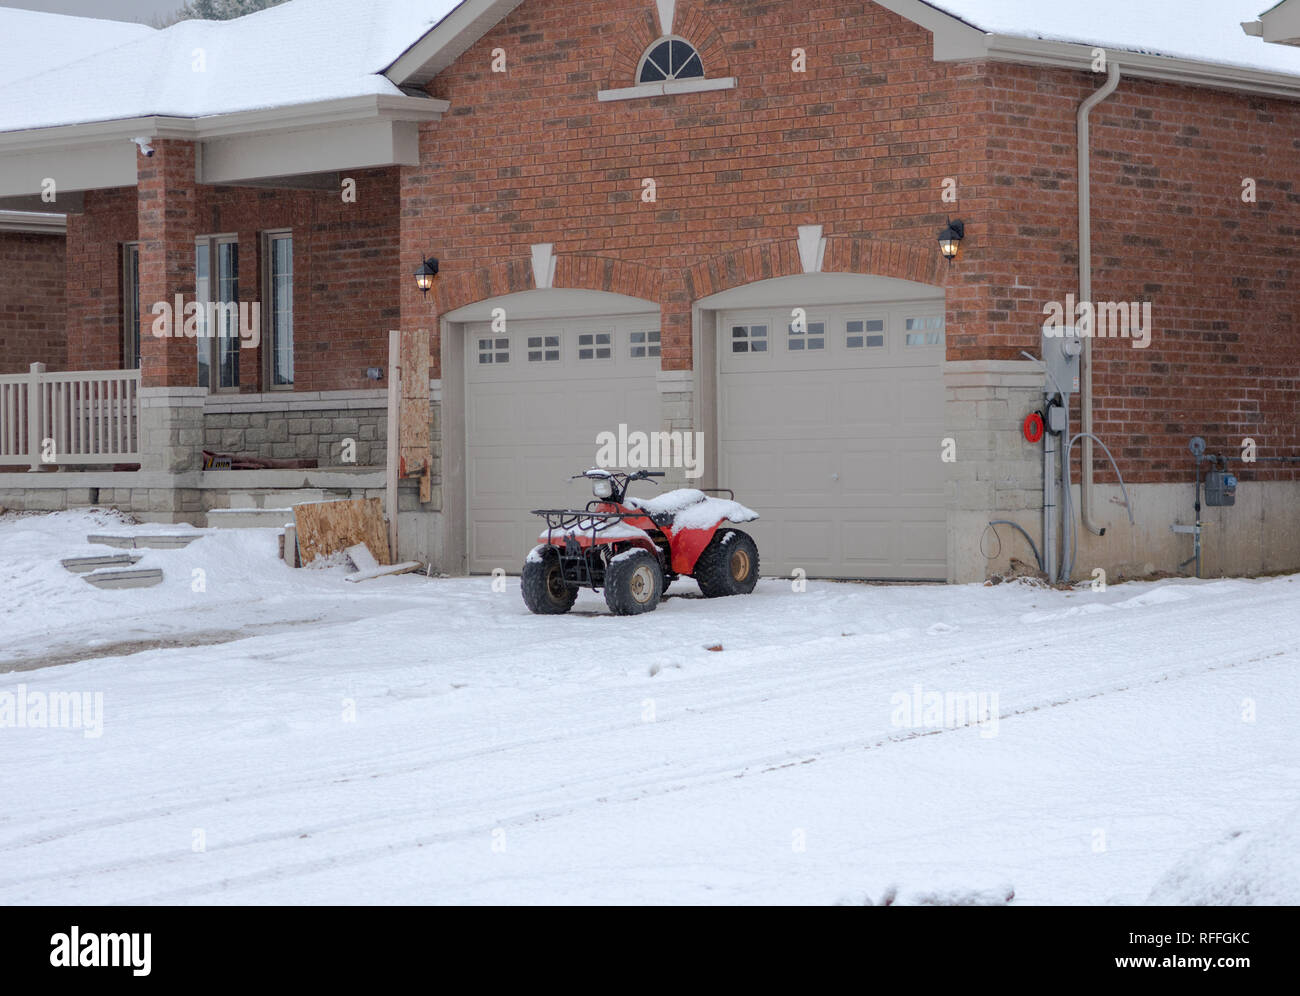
top-left (637, 37), bottom-right (704, 83)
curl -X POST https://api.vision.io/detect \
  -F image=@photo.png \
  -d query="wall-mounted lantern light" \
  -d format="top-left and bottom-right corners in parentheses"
top-left (413, 256), bottom-right (440, 295)
top-left (937, 219), bottom-right (965, 263)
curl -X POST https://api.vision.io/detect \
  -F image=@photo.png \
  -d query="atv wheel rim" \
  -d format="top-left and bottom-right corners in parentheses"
top-left (629, 564), bottom-right (655, 604)
top-left (546, 567), bottom-right (567, 601)
top-left (730, 548), bottom-right (751, 582)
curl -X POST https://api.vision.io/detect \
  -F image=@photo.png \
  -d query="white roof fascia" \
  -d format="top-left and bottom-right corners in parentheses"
top-left (0, 210), bottom-right (66, 234)
top-left (385, 0), bottom-right (526, 87)
top-left (0, 95), bottom-right (448, 153)
top-left (875, 0), bottom-right (1300, 100)
top-left (1259, 0), bottom-right (1300, 45)
top-left (979, 34), bottom-right (1300, 100)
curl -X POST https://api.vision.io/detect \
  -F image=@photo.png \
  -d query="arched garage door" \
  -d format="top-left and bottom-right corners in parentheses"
top-left (464, 312), bottom-right (661, 574)
top-left (717, 300), bottom-right (947, 580)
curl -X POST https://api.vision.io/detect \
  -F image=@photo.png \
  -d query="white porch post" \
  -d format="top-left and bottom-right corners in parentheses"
top-left (27, 361), bottom-right (45, 473)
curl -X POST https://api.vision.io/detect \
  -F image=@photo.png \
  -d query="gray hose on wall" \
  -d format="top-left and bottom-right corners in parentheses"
top-left (1060, 431), bottom-right (1134, 582)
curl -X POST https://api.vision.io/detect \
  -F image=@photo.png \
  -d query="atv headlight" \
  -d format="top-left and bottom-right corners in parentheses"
top-left (592, 477), bottom-right (613, 498)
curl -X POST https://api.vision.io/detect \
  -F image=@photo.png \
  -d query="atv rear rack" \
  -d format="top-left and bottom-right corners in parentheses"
top-left (531, 508), bottom-right (650, 591)
top-left (530, 508), bottom-right (642, 532)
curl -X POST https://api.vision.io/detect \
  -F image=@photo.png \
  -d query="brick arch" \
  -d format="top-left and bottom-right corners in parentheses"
top-left (604, 0), bottom-right (730, 89)
top-left (433, 252), bottom-right (664, 317)
top-left (684, 235), bottom-right (949, 303)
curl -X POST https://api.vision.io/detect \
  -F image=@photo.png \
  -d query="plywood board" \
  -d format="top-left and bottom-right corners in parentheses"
top-left (293, 498), bottom-right (390, 566)
top-left (344, 561), bottom-right (423, 583)
top-left (399, 327), bottom-right (431, 482)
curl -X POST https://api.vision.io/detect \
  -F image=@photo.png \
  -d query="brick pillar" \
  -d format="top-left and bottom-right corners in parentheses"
top-left (136, 139), bottom-right (205, 476)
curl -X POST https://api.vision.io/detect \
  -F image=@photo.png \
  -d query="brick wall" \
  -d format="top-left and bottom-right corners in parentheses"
top-left (401, 0), bottom-right (995, 375)
top-left (0, 231), bottom-right (65, 374)
top-left (63, 168), bottom-right (401, 392)
top-left (975, 62), bottom-right (1300, 485)
top-left (400, 0), bottom-right (1299, 488)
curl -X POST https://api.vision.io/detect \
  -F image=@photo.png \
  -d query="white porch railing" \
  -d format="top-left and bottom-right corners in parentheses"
top-left (0, 363), bottom-right (141, 470)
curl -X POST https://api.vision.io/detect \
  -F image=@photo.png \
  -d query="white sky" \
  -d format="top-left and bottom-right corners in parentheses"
top-left (0, 0), bottom-right (181, 23)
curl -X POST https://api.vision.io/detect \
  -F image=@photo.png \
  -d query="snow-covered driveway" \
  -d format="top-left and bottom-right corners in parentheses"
top-left (1, 511), bottom-right (1297, 904)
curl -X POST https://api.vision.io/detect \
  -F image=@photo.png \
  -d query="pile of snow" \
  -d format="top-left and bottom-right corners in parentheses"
top-left (0, 0), bottom-right (461, 131)
top-left (927, 0), bottom-right (1300, 77)
top-left (1146, 807), bottom-right (1300, 905)
top-left (624, 489), bottom-right (758, 531)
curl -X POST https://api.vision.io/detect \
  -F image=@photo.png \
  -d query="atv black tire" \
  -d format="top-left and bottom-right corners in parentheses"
top-left (603, 548), bottom-right (663, 615)
top-left (521, 547), bottom-right (578, 615)
top-left (693, 529), bottom-right (759, 597)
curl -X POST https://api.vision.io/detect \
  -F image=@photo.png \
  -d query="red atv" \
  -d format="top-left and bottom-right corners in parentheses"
top-left (522, 469), bottom-right (760, 615)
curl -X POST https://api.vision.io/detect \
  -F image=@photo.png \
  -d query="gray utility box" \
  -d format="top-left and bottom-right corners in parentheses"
top-left (1204, 470), bottom-right (1238, 506)
top-left (1042, 326), bottom-right (1082, 396)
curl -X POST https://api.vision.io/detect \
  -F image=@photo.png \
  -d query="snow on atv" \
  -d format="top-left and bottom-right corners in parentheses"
top-left (522, 469), bottom-right (760, 615)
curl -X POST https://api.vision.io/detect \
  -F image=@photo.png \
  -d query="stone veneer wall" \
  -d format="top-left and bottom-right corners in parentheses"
top-left (203, 407), bottom-right (387, 467)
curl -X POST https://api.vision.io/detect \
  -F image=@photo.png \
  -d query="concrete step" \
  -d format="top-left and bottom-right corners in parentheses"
top-left (86, 533), bottom-right (203, 549)
top-left (205, 507), bottom-right (295, 529)
top-left (83, 567), bottom-right (164, 589)
top-left (61, 553), bottom-right (142, 574)
top-left (227, 489), bottom-right (330, 509)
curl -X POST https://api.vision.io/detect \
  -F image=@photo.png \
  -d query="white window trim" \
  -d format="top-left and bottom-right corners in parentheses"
top-left (261, 229), bottom-right (293, 391)
top-left (598, 76), bottom-right (736, 102)
top-left (196, 232), bottom-right (240, 393)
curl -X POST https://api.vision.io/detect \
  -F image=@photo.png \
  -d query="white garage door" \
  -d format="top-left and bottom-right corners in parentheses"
top-left (717, 301), bottom-right (947, 580)
top-left (466, 314), bottom-right (662, 574)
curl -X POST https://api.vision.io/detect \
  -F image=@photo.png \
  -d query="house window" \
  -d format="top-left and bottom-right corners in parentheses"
top-left (195, 235), bottom-right (240, 390)
top-left (121, 243), bottom-right (140, 370)
top-left (730, 324), bottom-right (768, 353)
top-left (577, 332), bottom-right (612, 360)
top-left (477, 337), bottom-right (509, 364)
top-left (637, 37), bottom-right (704, 83)
top-left (630, 330), bottom-right (660, 358)
top-left (788, 320), bottom-right (825, 351)
top-left (846, 318), bottom-right (885, 349)
top-left (527, 335), bottom-right (560, 362)
top-left (263, 231), bottom-right (293, 388)
top-left (904, 315), bottom-right (944, 347)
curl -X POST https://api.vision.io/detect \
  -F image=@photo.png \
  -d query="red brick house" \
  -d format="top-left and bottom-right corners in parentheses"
top-left (1, 0), bottom-right (1297, 583)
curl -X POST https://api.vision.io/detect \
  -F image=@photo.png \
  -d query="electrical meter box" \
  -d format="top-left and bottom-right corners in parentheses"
top-left (1041, 327), bottom-right (1082, 396)
top-left (1205, 471), bottom-right (1237, 507)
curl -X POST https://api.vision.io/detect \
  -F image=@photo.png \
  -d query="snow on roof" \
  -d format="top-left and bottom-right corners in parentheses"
top-left (0, 6), bottom-right (155, 88)
top-left (2, 0), bottom-right (1298, 136)
top-left (0, 0), bottom-right (462, 133)
top-left (923, 0), bottom-right (1300, 77)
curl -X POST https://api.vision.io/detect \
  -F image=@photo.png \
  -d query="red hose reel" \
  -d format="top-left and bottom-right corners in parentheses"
top-left (1023, 411), bottom-right (1045, 444)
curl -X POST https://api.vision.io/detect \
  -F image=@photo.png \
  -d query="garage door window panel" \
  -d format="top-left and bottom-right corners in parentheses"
top-left (904, 316), bottom-right (944, 347)
top-left (787, 319), bottom-right (826, 351)
top-left (527, 335), bottom-right (560, 363)
top-left (731, 324), bottom-right (768, 354)
top-left (577, 331), bottom-right (613, 361)
top-left (630, 330), bottom-right (660, 359)
top-left (478, 337), bottom-right (510, 364)
top-left (846, 318), bottom-right (886, 350)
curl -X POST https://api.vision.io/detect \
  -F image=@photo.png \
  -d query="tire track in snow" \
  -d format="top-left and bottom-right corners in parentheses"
top-left (3, 635), bottom-right (1288, 903)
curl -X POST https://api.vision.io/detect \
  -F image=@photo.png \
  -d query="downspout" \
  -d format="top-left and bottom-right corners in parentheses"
top-left (1078, 60), bottom-right (1121, 536)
